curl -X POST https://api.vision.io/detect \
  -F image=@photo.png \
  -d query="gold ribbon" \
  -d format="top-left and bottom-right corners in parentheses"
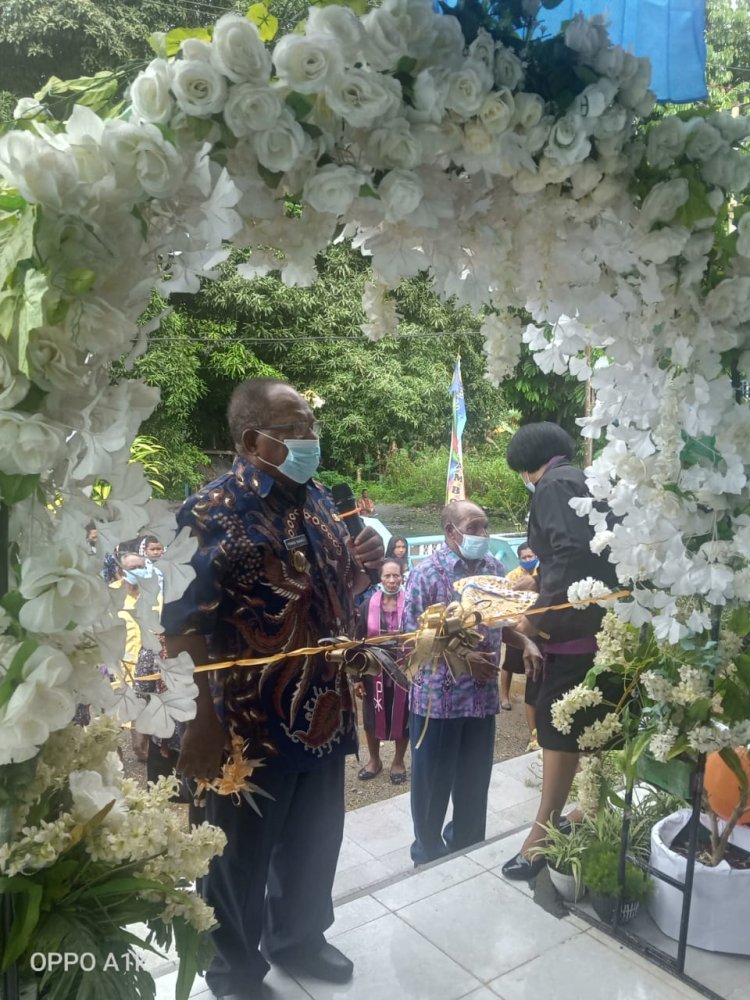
top-left (404, 601), bottom-right (484, 683)
top-left (136, 589), bottom-right (633, 682)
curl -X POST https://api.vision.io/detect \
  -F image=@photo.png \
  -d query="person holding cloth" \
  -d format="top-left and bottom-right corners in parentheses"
top-left (500, 422), bottom-right (620, 881)
top-left (403, 501), bottom-right (542, 866)
top-left (354, 558), bottom-right (409, 784)
top-left (163, 378), bottom-right (383, 1000)
top-left (500, 542), bottom-right (540, 732)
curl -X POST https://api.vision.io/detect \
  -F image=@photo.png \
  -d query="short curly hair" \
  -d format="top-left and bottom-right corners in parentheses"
top-left (506, 422), bottom-right (575, 472)
top-left (227, 377), bottom-right (289, 450)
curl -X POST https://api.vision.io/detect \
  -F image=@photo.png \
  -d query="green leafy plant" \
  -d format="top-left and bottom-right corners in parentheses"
top-left (534, 820), bottom-right (590, 892)
top-left (582, 843), bottom-right (652, 903)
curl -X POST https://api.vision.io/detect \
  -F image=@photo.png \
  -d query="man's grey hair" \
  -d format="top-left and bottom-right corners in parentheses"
top-left (227, 377), bottom-right (289, 451)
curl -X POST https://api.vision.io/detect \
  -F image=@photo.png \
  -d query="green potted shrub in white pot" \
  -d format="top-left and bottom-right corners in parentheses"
top-left (535, 820), bottom-right (589, 902)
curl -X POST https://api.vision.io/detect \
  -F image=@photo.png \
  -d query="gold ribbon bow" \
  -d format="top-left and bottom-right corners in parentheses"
top-left (406, 601), bottom-right (484, 682)
top-left (323, 637), bottom-right (408, 689)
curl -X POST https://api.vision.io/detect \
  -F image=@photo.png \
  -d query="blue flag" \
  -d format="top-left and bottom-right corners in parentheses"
top-left (537, 0), bottom-right (707, 103)
top-left (447, 358), bottom-right (467, 503)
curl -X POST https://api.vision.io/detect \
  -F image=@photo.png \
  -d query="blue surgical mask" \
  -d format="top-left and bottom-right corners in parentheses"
top-left (379, 582), bottom-right (403, 595)
top-left (123, 570), bottom-right (139, 585)
top-left (258, 434), bottom-right (321, 484)
top-left (520, 557), bottom-right (538, 572)
top-left (457, 532), bottom-right (490, 560)
top-left (523, 475), bottom-right (536, 494)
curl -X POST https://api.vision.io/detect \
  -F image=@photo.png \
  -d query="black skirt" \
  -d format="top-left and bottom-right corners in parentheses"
top-left (536, 651), bottom-right (603, 752)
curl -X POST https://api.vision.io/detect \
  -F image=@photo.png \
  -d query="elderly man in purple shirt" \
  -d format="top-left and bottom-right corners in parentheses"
top-left (404, 501), bottom-right (542, 865)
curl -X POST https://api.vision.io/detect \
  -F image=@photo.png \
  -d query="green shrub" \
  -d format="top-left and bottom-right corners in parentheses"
top-left (582, 844), bottom-right (652, 902)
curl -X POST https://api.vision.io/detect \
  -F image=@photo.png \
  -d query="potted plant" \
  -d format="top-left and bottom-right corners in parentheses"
top-left (582, 842), bottom-right (653, 923)
top-left (534, 820), bottom-right (589, 902)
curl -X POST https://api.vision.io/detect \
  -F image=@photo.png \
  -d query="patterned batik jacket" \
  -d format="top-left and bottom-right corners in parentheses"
top-left (162, 457), bottom-right (358, 772)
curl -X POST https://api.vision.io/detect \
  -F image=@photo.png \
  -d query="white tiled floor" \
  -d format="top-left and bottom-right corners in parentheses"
top-left (149, 753), bottom-right (748, 1000)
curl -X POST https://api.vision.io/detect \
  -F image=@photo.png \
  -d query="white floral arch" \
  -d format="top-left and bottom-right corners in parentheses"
top-left (0, 0), bottom-right (749, 767)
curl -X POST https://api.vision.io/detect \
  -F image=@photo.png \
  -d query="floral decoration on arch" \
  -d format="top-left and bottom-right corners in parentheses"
top-left (0, 0), bottom-right (748, 778)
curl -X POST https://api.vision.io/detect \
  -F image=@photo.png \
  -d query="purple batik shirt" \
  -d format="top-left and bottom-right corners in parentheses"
top-left (403, 544), bottom-right (505, 720)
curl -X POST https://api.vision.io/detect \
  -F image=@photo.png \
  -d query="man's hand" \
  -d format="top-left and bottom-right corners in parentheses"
top-left (352, 525), bottom-right (385, 570)
top-left (466, 651), bottom-right (499, 683)
top-left (509, 574), bottom-right (538, 593)
top-left (177, 712), bottom-right (227, 780)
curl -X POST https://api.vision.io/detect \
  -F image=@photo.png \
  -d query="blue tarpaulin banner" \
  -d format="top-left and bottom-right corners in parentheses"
top-left (535, 1), bottom-right (707, 103)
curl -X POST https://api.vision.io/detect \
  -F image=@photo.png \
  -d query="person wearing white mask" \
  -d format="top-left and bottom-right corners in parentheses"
top-left (163, 378), bottom-right (384, 1000)
top-left (402, 501), bottom-right (542, 866)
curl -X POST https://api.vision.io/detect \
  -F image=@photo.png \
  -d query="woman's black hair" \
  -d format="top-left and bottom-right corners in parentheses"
top-left (506, 422), bottom-right (575, 473)
top-left (385, 535), bottom-right (408, 558)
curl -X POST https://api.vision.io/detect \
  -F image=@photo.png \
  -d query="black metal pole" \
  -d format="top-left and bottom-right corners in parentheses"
top-left (0, 500), bottom-right (20, 1000)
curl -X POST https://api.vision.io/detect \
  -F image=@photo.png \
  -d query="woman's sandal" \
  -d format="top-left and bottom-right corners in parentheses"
top-left (389, 770), bottom-right (407, 785)
top-left (357, 763), bottom-right (383, 781)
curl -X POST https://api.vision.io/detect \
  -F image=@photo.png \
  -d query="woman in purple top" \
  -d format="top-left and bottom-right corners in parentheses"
top-left (354, 559), bottom-right (409, 785)
top-left (501, 422), bottom-right (620, 882)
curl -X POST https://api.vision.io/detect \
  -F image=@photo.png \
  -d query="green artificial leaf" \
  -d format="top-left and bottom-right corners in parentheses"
top-left (301, 121), bottom-right (322, 139)
top-left (285, 91), bottom-right (314, 121)
top-left (246, 3), bottom-right (278, 41)
top-left (173, 917), bottom-right (201, 1000)
top-left (165, 27), bottom-right (212, 58)
top-left (728, 607), bottom-right (750, 639)
top-left (0, 287), bottom-right (19, 341)
top-left (0, 471), bottom-right (40, 505)
top-left (680, 432), bottom-right (721, 468)
top-left (541, 0), bottom-right (565, 8)
top-left (0, 193), bottom-right (25, 212)
top-left (17, 267), bottom-right (47, 374)
top-left (311, 0), bottom-right (368, 14)
top-left (257, 163), bottom-right (284, 189)
top-left (0, 638), bottom-right (37, 711)
top-left (359, 184), bottom-right (379, 199)
top-left (148, 31), bottom-right (168, 58)
top-left (396, 56), bottom-right (418, 75)
top-left (0, 590), bottom-right (25, 621)
top-left (0, 876), bottom-right (43, 969)
top-left (0, 204), bottom-right (35, 288)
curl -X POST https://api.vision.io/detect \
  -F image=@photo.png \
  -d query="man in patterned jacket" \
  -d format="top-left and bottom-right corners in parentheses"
top-left (163, 378), bottom-right (383, 1000)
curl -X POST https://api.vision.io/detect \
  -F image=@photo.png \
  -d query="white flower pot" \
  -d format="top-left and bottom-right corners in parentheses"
top-left (548, 865), bottom-right (585, 902)
top-left (649, 808), bottom-right (750, 955)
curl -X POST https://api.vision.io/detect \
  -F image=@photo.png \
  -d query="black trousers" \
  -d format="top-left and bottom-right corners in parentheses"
top-left (409, 713), bottom-right (495, 866)
top-left (203, 753), bottom-right (346, 995)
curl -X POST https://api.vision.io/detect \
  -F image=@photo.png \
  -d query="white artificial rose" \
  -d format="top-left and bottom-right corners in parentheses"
top-left (619, 57), bottom-right (652, 108)
top-left (633, 90), bottom-right (656, 118)
top-left (306, 6), bottom-right (365, 65)
top-left (66, 299), bottom-right (138, 360)
top-left (545, 114), bottom-right (590, 167)
top-left (171, 59), bottom-right (227, 117)
top-left (478, 87), bottom-right (515, 135)
top-left (565, 13), bottom-right (609, 60)
top-left (708, 110), bottom-right (750, 144)
top-left (0, 411), bottom-right (64, 476)
top-left (384, 0), bottom-right (438, 60)
top-left (69, 769), bottom-right (128, 828)
top-left (493, 44), bottom-right (524, 91)
top-left (366, 118), bottom-right (422, 169)
top-left (574, 79), bottom-right (617, 118)
top-left (594, 106), bottom-right (628, 138)
top-left (469, 29), bottom-right (495, 71)
top-left (592, 45), bottom-right (626, 79)
top-left (413, 120), bottom-right (463, 160)
top-left (0, 131), bottom-right (81, 213)
top-left (463, 121), bottom-right (494, 157)
top-left (639, 177), bottom-right (689, 229)
top-left (407, 69), bottom-right (448, 124)
top-left (212, 13), bottom-right (272, 83)
top-left (737, 215), bottom-right (750, 259)
top-left (361, 7), bottom-right (406, 71)
top-left (0, 645), bottom-right (75, 764)
top-left (303, 164), bottom-right (364, 215)
top-left (511, 168), bottom-right (547, 194)
top-left (254, 111), bottom-right (307, 173)
top-left (19, 541), bottom-right (110, 633)
top-left (706, 278), bottom-right (750, 323)
top-left (129, 59), bottom-right (173, 124)
top-left (0, 343), bottom-right (29, 409)
top-left (512, 92), bottom-right (544, 130)
top-left (428, 13), bottom-right (465, 70)
top-left (27, 326), bottom-right (83, 390)
top-left (102, 121), bottom-right (185, 200)
top-left (223, 83), bottom-right (283, 137)
top-left (274, 33), bottom-right (342, 94)
top-left (646, 118), bottom-right (686, 168)
top-left (325, 69), bottom-right (401, 128)
top-left (182, 38), bottom-right (213, 62)
top-left (445, 60), bottom-right (493, 118)
top-left (570, 161), bottom-right (603, 199)
top-left (377, 168), bottom-right (423, 222)
top-left (638, 226), bottom-right (690, 264)
top-left (524, 118), bottom-right (552, 154)
top-left (684, 120), bottom-right (723, 162)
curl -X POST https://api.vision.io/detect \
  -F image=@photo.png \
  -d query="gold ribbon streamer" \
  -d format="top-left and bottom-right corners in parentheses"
top-left (136, 589), bottom-right (632, 682)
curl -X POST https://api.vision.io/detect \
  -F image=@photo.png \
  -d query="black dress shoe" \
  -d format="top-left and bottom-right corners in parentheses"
top-left (271, 941), bottom-right (354, 984)
top-left (501, 851), bottom-right (546, 881)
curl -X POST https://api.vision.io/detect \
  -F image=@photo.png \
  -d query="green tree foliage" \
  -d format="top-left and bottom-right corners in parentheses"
top-left (0, 0), bottom-right (248, 99)
top-left (704, 0), bottom-right (750, 110)
top-left (147, 243), bottom-right (514, 493)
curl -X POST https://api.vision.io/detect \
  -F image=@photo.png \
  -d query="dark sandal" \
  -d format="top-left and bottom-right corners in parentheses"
top-left (357, 763), bottom-right (382, 781)
top-left (390, 771), bottom-right (407, 785)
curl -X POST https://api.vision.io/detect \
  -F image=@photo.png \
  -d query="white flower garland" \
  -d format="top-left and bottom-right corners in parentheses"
top-left (0, 0), bottom-right (747, 764)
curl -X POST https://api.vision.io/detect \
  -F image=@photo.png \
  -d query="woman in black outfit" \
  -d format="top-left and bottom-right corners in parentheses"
top-left (500, 423), bottom-right (619, 881)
